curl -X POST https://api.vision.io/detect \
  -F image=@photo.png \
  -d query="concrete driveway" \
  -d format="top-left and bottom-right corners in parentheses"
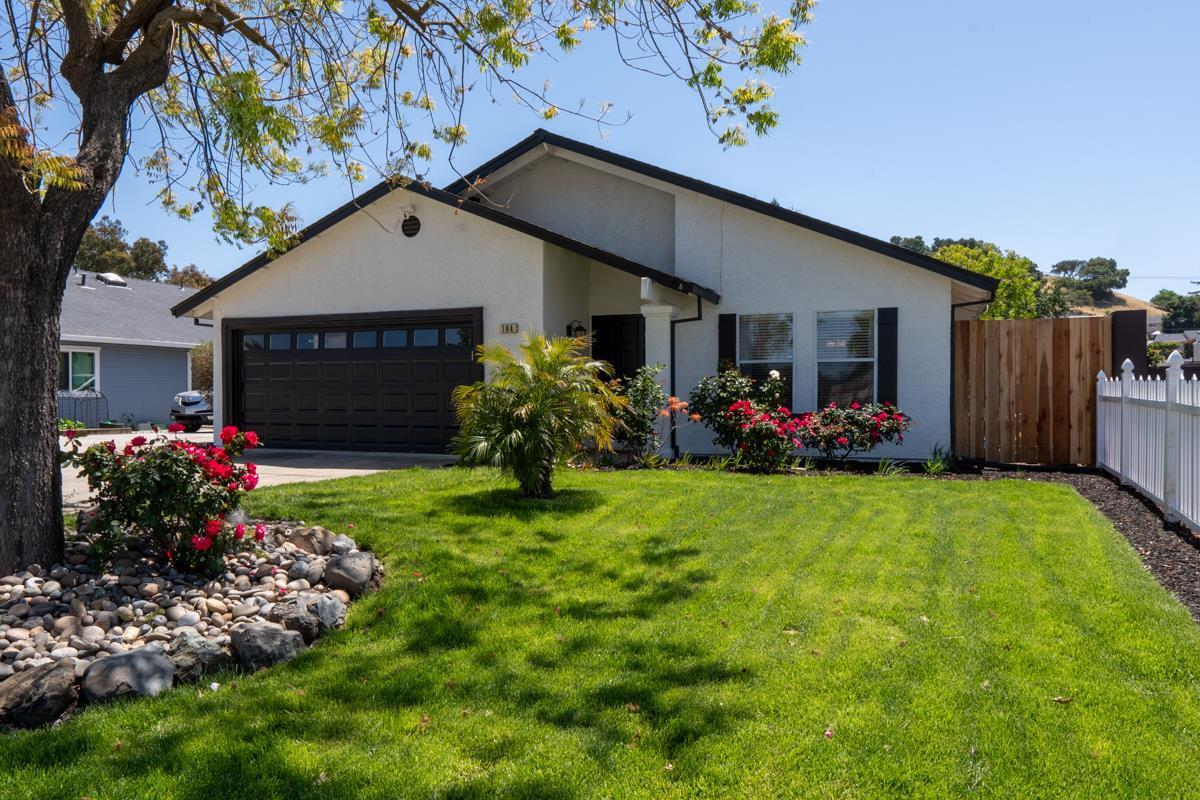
top-left (61, 428), bottom-right (454, 509)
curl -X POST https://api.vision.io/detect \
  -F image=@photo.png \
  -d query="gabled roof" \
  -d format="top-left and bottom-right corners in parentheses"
top-left (173, 180), bottom-right (720, 317)
top-left (63, 273), bottom-right (210, 348)
top-left (445, 129), bottom-right (999, 294)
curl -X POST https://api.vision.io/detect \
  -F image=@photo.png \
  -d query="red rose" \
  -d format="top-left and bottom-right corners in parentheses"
top-left (204, 518), bottom-right (222, 535)
top-left (122, 444), bottom-right (135, 456)
top-left (244, 431), bottom-right (260, 448)
top-left (191, 535), bottom-right (213, 551)
top-left (63, 429), bottom-right (77, 440)
top-left (850, 402), bottom-right (860, 410)
top-left (234, 523), bottom-right (246, 540)
top-left (167, 423), bottom-right (185, 433)
top-left (104, 440), bottom-right (116, 453)
top-left (242, 473), bottom-right (260, 490)
top-left (836, 436), bottom-right (849, 446)
top-left (220, 425), bottom-right (238, 444)
top-left (130, 436), bottom-right (147, 447)
top-left (254, 523), bottom-right (267, 542)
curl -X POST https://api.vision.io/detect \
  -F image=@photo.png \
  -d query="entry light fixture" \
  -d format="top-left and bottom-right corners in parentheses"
top-left (567, 320), bottom-right (587, 338)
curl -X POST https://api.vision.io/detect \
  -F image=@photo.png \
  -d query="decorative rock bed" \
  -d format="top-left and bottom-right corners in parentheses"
top-left (0, 521), bottom-right (380, 729)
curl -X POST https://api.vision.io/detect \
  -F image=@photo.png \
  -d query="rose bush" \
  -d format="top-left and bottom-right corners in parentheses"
top-left (689, 369), bottom-right (786, 451)
top-left (63, 425), bottom-right (264, 573)
top-left (796, 402), bottom-right (912, 462)
top-left (724, 399), bottom-right (804, 471)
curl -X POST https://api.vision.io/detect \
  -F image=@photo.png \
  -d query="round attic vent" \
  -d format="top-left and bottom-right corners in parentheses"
top-left (401, 215), bottom-right (421, 238)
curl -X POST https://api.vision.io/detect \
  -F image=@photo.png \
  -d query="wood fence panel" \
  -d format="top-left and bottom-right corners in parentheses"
top-left (953, 316), bottom-right (1110, 465)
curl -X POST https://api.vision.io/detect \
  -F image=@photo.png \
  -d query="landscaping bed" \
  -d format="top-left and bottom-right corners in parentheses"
top-left (0, 521), bottom-right (379, 728)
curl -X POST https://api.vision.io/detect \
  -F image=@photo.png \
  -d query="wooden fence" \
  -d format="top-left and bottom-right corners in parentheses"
top-left (954, 317), bottom-right (1111, 465)
top-left (1097, 353), bottom-right (1200, 533)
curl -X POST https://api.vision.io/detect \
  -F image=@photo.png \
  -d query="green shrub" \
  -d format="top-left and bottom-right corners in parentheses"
top-left (922, 443), bottom-right (953, 476)
top-left (610, 363), bottom-right (667, 461)
top-left (796, 402), bottom-right (912, 462)
top-left (61, 425), bottom-right (263, 573)
top-left (688, 369), bottom-right (786, 452)
top-left (57, 419), bottom-right (86, 431)
top-left (452, 334), bottom-right (626, 498)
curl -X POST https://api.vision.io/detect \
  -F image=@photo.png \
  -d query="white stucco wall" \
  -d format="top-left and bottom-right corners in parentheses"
top-left (542, 245), bottom-right (591, 339)
top-left (488, 155), bottom-right (676, 274)
top-left (205, 189), bottom-right (545, 429)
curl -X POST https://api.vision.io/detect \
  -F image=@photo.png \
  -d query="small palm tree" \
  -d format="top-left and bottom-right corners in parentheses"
top-left (452, 334), bottom-right (626, 498)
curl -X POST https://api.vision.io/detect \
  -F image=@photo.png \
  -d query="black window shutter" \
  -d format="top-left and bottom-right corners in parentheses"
top-left (718, 313), bottom-right (737, 371)
top-left (877, 307), bottom-right (898, 405)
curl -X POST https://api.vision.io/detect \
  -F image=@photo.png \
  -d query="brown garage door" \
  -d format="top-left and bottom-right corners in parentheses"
top-left (229, 310), bottom-right (482, 452)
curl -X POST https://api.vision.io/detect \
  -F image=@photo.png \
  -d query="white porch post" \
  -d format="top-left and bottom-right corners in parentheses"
top-left (641, 302), bottom-right (679, 396)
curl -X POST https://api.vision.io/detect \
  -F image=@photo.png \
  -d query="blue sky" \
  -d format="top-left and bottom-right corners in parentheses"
top-left (100, 1), bottom-right (1199, 301)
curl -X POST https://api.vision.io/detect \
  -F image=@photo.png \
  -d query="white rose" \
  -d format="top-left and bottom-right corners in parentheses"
top-left (768, 369), bottom-right (781, 380)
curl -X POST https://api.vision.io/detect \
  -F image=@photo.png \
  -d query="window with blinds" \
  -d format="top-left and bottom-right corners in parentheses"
top-left (816, 310), bottom-right (875, 407)
top-left (738, 313), bottom-right (793, 404)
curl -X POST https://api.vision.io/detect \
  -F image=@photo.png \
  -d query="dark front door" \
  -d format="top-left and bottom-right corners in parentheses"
top-left (229, 309), bottom-right (482, 452)
top-left (591, 314), bottom-right (646, 381)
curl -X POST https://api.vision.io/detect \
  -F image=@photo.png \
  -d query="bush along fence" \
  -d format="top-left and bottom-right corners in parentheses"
top-left (1096, 351), bottom-right (1200, 533)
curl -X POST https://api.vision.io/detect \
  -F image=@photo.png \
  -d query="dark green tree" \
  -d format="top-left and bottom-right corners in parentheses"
top-left (1152, 289), bottom-right (1200, 332)
top-left (76, 215), bottom-right (168, 280)
top-left (1051, 257), bottom-right (1129, 304)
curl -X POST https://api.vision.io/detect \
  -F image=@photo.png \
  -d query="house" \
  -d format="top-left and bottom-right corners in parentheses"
top-left (60, 270), bottom-right (211, 426)
top-left (172, 129), bottom-right (997, 458)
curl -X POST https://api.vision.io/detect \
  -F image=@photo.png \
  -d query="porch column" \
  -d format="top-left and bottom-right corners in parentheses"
top-left (641, 302), bottom-right (678, 397)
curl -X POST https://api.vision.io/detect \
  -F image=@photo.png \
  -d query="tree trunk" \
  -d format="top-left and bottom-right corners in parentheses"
top-left (0, 224), bottom-right (69, 574)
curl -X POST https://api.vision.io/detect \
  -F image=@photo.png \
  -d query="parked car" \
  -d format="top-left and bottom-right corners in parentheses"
top-left (171, 391), bottom-right (212, 432)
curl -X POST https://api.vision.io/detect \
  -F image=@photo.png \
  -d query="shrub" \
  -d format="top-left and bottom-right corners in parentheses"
top-left (452, 334), bottom-right (627, 498)
top-left (58, 419), bottom-right (86, 431)
top-left (922, 443), bottom-right (952, 476)
top-left (689, 369), bottom-right (786, 451)
top-left (62, 424), bottom-right (263, 573)
top-left (797, 402), bottom-right (912, 462)
top-left (724, 399), bottom-right (804, 471)
top-left (611, 363), bottom-right (667, 460)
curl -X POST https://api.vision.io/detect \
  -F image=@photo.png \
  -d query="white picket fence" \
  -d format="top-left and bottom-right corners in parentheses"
top-left (1096, 351), bottom-right (1200, 533)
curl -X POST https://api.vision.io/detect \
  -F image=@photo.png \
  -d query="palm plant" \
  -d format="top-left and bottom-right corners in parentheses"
top-left (452, 334), bottom-right (626, 498)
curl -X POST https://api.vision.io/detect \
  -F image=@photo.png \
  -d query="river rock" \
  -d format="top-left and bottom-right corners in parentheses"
top-left (286, 526), bottom-right (335, 556)
top-left (81, 645), bottom-right (174, 703)
top-left (230, 623), bottom-right (304, 671)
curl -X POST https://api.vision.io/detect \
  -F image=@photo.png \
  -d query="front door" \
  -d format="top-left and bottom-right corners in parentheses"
top-left (591, 314), bottom-right (646, 381)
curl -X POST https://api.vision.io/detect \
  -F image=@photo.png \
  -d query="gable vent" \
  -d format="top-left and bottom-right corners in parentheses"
top-left (401, 216), bottom-right (421, 238)
top-left (97, 272), bottom-right (128, 287)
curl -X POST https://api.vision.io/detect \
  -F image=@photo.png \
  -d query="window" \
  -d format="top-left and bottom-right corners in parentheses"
top-left (324, 332), bottom-right (347, 349)
top-left (445, 327), bottom-right (472, 347)
top-left (382, 330), bottom-right (408, 348)
top-left (58, 350), bottom-right (98, 391)
top-left (816, 310), bottom-right (875, 408)
top-left (738, 313), bottom-right (793, 402)
top-left (296, 333), bottom-right (320, 350)
top-left (243, 334), bottom-right (265, 351)
top-left (352, 330), bottom-right (377, 348)
top-left (413, 328), bottom-right (439, 347)
top-left (268, 333), bottom-right (291, 350)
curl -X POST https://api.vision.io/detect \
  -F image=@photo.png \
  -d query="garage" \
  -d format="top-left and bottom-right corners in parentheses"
top-left (225, 309), bottom-right (482, 452)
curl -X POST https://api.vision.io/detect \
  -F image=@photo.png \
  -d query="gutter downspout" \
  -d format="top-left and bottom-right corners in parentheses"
top-left (949, 299), bottom-right (992, 460)
top-left (669, 295), bottom-right (704, 458)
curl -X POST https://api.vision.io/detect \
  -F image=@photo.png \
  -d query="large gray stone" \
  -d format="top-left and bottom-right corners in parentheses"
top-left (169, 630), bottom-right (233, 683)
top-left (230, 623), bottom-right (304, 671)
top-left (286, 526), bottom-right (335, 556)
top-left (266, 602), bottom-right (321, 644)
top-left (316, 594), bottom-right (347, 631)
top-left (331, 534), bottom-right (357, 556)
top-left (0, 659), bottom-right (78, 728)
top-left (82, 645), bottom-right (174, 703)
top-left (324, 552), bottom-right (375, 598)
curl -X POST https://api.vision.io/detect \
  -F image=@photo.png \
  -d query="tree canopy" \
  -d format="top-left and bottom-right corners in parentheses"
top-left (3, 0), bottom-right (816, 253)
top-left (75, 215), bottom-right (212, 285)
top-left (1151, 289), bottom-right (1200, 332)
top-left (1050, 257), bottom-right (1130, 306)
top-left (890, 234), bottom-right (1066, 319)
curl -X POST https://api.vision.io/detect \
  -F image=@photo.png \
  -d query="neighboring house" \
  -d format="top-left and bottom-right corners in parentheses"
top-left (60, 271), bottom-right (211, 426)
top-left (173, 129), bottom-right (997, 457)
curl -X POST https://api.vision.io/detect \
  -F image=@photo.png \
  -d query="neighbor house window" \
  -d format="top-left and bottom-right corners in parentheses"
top-left (58, 350), bottom-right (98, 391)
top-left (738, 313), bottom-right (793, 402)
top-left (816, 310), bottom-right (875, 408)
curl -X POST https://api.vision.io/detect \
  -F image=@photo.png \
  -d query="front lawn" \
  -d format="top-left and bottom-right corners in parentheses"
top-left (6, 468), bottom-right (1200, 797)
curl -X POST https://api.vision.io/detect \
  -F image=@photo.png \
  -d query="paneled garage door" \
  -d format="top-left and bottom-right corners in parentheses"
top-left (228, 309), bottom-right (482, 452)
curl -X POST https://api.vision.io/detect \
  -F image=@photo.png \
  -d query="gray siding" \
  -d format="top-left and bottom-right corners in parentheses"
top-left (62, 341), bottom-right (189, 424)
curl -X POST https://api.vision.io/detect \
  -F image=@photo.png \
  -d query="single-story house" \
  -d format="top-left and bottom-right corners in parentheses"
top-left (61, 270), bottom-right (211, 426)
top-left (173, 129), bottom-right (996, 458)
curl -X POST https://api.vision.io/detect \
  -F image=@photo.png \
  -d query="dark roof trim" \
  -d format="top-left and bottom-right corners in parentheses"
top-left (173, 180), bottom-right (720, 317)
top-left (444, 129), bottom-right (1000, 294)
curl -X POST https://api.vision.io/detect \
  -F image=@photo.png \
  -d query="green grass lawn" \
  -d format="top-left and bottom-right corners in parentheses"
top-left (7, 468), bottom-right (1200, 798)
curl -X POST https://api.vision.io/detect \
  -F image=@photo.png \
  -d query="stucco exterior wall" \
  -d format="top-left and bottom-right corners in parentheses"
top-left (542, 245), bottom-right (591, 339)
top-left (207, 189), bottom-right (546, 429)
top-left (489, 155), bottom-right (676, 274)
